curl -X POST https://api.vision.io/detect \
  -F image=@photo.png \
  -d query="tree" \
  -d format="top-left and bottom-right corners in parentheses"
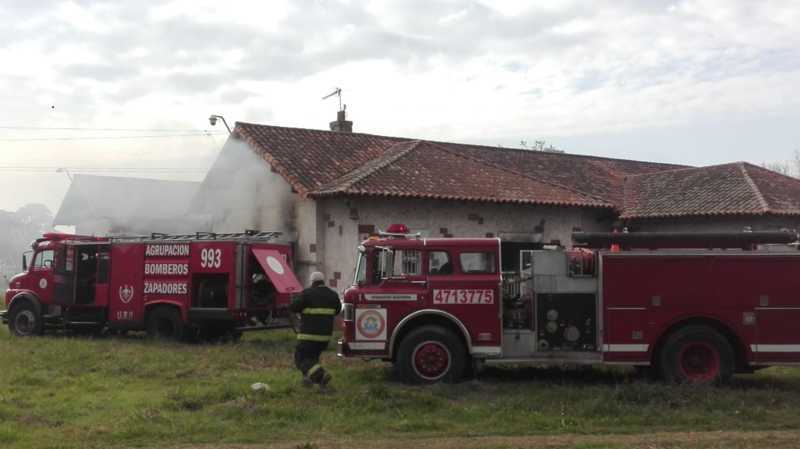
top-left (519, 139), bottom-right (565, 153)
top-left (763, 150), bottom-right (800, 178)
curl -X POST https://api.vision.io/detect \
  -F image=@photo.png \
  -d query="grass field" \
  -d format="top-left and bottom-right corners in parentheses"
top-left (1, 326), bottom-right (799, 449)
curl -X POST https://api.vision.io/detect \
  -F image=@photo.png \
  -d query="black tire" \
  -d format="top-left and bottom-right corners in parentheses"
top-left (146, 307), bottom-right (186, 341)
top-left (8, 300), bottom-right (44, 337)
top-left (396, 325), bottom-right (467, 384)
top-left (658, 325), bottom-right (734, 385)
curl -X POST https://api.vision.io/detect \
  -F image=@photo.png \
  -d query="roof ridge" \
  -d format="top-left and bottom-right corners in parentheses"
top-left (315, 140), bottom-right (422, 193)
top-left (233, 121), bottom-right (684, 169)
top-left (422, 140), bottom-right (613, 206)
top-left (739, 162), bottom-right (770, 213)
top-left (623, 161), bottom-right (745, 180)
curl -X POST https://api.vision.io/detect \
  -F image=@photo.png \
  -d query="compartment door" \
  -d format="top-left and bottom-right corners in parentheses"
top-left (251, 248), bottom-right (302, 294)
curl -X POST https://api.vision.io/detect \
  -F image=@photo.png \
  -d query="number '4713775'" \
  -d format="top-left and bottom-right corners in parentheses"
top-left (432, 289), bottom-right (494, 305)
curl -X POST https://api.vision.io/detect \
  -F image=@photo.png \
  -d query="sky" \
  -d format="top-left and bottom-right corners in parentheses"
top-left (1, 0), bottom-right (799, 214)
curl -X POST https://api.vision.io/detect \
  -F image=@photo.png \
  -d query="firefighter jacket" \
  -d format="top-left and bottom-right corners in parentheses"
top-left (290, 282), bottom-right (342, 342)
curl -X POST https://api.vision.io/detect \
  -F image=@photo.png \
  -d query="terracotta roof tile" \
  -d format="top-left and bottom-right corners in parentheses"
top-left (621, 162), bottom-right (800, 218)
top-left (233, 122), bottom-right (678, 207)
top-left (314, 140), bottom-right (611, 208)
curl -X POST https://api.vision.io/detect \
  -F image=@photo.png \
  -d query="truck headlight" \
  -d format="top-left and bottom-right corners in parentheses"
top-left (343, 303), bottom-right (354, 322)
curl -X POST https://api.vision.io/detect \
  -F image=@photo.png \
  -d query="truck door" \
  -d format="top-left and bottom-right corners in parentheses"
top-left (429, 247), bottom-right (502, 350)
top-left (356, 246), bottom-right (427, 344)
top-left (53, 245), bottom-right (76, 306)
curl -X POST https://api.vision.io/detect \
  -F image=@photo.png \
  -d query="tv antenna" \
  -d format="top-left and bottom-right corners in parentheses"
top-left (322, 87), bottom-right (343, 111)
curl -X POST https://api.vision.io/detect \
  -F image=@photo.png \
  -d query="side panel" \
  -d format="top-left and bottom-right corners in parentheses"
top-left (602, 254), bottom-right (745, 364)
top-left (714, 256), bottom-right (800, 363)
top-left (108, 244), bottom-right (146, 326)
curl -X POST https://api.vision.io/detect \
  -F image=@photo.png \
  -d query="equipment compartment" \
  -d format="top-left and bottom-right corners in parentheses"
top-left (536, 293), bottom-right (596, 351)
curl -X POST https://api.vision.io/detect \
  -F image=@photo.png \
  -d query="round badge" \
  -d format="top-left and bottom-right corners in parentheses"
top-left (357, 310), bottom-right (386, 339)
top-left (38, 278), bottom-right (48, 289)
top-left (265, 256), bottom-right (284, 274)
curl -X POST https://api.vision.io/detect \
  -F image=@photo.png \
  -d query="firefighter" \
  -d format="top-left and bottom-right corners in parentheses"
top-left (290, 271), bottom-right (341, 389)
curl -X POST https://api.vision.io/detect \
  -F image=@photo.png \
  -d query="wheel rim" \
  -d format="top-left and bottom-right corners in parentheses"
top-left (412, 340), bottom-right (451, 381)
top-left (678, 342), bottom-right (720, 383)
top-left (14, 310), bottom-right (36, 335)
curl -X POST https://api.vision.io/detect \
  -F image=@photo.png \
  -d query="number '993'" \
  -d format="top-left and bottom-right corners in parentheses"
top-left (200, 248), bottom-right (222, 268)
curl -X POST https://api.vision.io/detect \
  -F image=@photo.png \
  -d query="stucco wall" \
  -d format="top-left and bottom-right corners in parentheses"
top-left (315, 197), bottom-right (615, 292)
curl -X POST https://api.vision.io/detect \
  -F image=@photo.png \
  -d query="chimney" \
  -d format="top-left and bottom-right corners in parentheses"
top-left (329, 108), bottom-right (353, 133)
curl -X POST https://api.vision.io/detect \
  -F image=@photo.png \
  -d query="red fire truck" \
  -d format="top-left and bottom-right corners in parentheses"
top-left (338, 224), bottom-right (800, 384)
top-left (1, 231), bottom-right (302, 340)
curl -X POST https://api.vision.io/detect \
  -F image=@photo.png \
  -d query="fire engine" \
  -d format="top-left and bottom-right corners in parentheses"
top-left (338, 224), bottom-right (800, 384)
top-left (1, 231), bottom-right (303, 340)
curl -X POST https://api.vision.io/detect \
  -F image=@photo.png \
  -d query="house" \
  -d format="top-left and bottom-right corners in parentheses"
top-left (54, 174), bottom-right (203, 235)
top-left (194, 114), bottom-right (800, 288)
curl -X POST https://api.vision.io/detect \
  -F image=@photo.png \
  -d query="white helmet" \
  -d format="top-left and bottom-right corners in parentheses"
top-left (309, 271), bottom-right (325, 284)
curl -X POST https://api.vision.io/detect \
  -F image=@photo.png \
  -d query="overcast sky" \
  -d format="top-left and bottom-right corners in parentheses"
top-left (2, 0), bottom-right (799, 213)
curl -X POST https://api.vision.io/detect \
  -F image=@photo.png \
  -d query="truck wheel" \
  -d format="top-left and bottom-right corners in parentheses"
top-left (8, 300), bottom-right (44, 337)
top-left (397, 325), bottom-right (466, 384)
top-left (659, 325), bottom-right (734, 385)
top-left (146, 307), bottom-right (186, 341)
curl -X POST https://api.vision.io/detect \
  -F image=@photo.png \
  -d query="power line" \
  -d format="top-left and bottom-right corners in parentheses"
top-left (0, 132), bottom-right (226, 142)
top-left (0, 126), bottom-right (217, 132)
top-left (0, 167), bottom-right (207, 173)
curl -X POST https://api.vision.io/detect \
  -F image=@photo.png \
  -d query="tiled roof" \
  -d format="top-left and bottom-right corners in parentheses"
top-left (621, 162), bottom-right (800, 218)
top-left (314, 140), bottom-right (612, 208)
top-left (231, 123), bottom-right (800, 217)
top-left (233, 122), bottom-right (678, 208)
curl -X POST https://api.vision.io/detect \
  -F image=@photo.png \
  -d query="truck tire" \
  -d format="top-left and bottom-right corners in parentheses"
top-left (146, 307), bottom-right (186, 341)
top-left (396, 325), bottom-right (466, 384)
top-left (8, 300), bottom-right (44, 337)
top-left (659, 325), bottom-right (734, 385)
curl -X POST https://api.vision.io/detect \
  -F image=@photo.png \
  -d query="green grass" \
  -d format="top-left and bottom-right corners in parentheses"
top-left (1, 326), bottom-right (799, 449)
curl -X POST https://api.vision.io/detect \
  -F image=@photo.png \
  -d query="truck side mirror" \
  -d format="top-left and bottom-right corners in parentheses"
top-left (22, 253), bottom-right (27, 271)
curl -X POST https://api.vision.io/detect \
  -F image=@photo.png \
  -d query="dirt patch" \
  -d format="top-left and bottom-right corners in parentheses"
top-left (170, 430), bottom-right (800, 449)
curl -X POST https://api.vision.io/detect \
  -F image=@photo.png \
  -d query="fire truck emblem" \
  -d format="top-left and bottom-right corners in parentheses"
top-left (265, 256), bottom-right (285, 275)
top-left (119, 285), bottom-right (134, 304)
top-left (356, 309), bottom-right (386, 340)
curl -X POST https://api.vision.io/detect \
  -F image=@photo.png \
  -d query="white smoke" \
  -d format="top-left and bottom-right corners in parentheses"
top-left (191, 138), bottom-right (294, 238)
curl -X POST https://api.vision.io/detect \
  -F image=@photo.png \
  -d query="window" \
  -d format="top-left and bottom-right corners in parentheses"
top-left (33, 250), bottom-right (54, 270)
top-left (97, 251), bottom-right (110, 283)
top-left (374, 248), bottom-right (422, 280)
top-left (429, 251), bottom-right (452, 275)
top-left (459, 252), bottom-right (496, 274)
top-left (393, 250), bottom-right (422, 277)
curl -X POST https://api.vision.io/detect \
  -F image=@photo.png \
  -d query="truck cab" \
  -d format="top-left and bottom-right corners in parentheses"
top-left (340, 224), bottom-right (503, 382)
top-left (3, 233), bottom-right (109, 336)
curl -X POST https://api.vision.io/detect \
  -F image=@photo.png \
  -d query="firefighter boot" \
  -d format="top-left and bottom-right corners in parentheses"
top-left (319, 372), bottom-right (333, 392)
